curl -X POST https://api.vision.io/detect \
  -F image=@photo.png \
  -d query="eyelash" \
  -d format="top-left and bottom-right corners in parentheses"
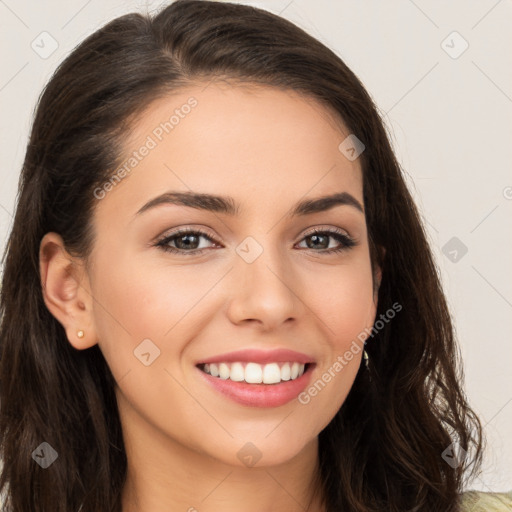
top-left (155, 227), bottom-right (357, 256)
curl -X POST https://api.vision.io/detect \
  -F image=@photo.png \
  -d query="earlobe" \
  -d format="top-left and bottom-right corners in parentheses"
top-left (39, 232), bottom-right (97, 350)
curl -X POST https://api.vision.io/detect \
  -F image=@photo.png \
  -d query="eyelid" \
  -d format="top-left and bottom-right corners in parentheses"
top-left (301, 225), bottom-right (351, 238)
top-left (154, 225), bottom-right (220, 243)
top-left (296, 226), bottom-right (358, 250)
top-left (155, 225), bottom-right (353, 245)
top-left (154, 224), bottom-right (358, 256)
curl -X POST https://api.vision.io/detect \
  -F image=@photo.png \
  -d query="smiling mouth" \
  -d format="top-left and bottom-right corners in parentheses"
top-left (198, 361), bottom-right (311, 385)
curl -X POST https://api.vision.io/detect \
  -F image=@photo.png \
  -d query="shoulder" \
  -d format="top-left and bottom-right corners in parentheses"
top-left (460, 490), bottom-right (512, 511)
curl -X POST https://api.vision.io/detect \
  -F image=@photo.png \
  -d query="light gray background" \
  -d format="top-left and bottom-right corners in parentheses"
top-left (0, 0), bottom-right (511, 494)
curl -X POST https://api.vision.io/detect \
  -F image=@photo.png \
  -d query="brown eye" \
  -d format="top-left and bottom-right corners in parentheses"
top-left (156, 229), bottom-right (218, 255)
top-left (297, 228), bottom-right (357, 254)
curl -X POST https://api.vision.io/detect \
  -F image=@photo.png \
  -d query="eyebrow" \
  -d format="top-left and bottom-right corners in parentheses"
top-left (134, 190), bottom-right (364, 218)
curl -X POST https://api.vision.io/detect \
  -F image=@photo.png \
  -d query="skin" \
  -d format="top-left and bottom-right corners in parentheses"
top-left (39, 81), bottom-right (381, 512)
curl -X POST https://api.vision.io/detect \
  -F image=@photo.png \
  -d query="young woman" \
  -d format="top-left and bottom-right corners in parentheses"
top-left (1, 1), bottom-right (507, 511)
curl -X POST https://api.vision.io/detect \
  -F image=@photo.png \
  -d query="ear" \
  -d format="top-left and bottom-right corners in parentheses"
top-left (372, 245), bottom-right (385, 304)
top-left (39, 232), bottom-right (97, 350)
top-left (373, 267), bottom-right (382, 304)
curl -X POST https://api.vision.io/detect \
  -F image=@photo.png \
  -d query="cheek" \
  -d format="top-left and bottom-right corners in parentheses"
top-left (331, 284), bottom-right (375, 349)
top-left (88, 247), bottom-right (220, 375)
top-left (295, 261), bottom-right (375, 428)
top-left (294, 260), bottom-right (374, 420)
top-left (302, 259), bottom-right (376, 348)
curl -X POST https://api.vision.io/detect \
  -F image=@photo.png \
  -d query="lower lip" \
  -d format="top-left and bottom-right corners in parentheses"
top-left (197, 364), bottom-right (314, 408)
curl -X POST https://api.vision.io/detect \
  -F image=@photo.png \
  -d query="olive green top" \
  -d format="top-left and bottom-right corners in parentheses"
top-left (460, 490), bottom-right (512, 511)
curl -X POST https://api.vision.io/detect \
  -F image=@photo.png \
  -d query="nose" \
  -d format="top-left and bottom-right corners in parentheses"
top-left (225, 241), bottom-right (303, 331)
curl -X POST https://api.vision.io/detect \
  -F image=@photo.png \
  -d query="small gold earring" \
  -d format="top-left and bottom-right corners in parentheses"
top-left (77, 330), bottom-right (85, 338)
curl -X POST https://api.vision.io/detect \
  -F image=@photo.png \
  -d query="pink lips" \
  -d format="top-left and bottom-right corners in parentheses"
top-left (197, 348), bottom-right (314, 365)
top-left (196, 348), bottom-right (315, 408)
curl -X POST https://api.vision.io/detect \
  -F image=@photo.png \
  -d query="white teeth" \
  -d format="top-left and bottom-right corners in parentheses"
top-left (218, 363), bottom-right (230, 380)
top-left (230, 362), bottom-right (245, 381)
top-left (262, 363), bottom-right (281, 384)
top-left (245, 362), bottom-right (263, 383)
top-left (290, 362), bottom-right (299, 379)
top-left (201, 361), bottom-right (307, 384)
top-left (281, 363), bottom-right (291, 381)
top-left (210, 363), bottom-right (219, 377)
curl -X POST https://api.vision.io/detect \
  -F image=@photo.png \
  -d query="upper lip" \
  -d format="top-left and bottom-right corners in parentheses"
top-left (197, 348), bottom-right (315, 365)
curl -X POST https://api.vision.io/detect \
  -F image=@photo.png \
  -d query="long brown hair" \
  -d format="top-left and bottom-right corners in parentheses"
top-left (0, 1), bottom-right (483, 510)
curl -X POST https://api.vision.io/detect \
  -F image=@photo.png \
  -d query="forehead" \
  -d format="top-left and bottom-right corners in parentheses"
top-left (96, 82), bottom-right (363, 219)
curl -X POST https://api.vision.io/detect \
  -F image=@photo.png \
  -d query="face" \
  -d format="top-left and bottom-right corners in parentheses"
top-left (42, 81), bottom-right (380, 469)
